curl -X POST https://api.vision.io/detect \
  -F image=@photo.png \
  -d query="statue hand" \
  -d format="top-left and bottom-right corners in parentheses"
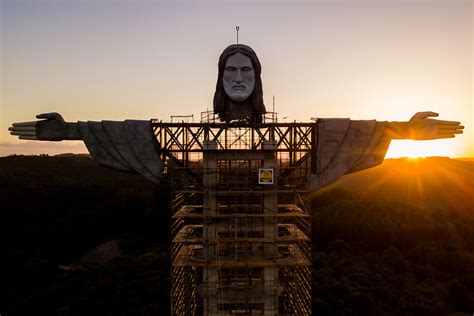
top-left (406, 112), bottom-right (464, 140)
top-left (9, 112), bottom-right (69, 141)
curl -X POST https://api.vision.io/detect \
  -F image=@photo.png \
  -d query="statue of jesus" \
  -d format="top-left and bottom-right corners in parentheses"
top-left (8, 44), bottom-right (464, 189)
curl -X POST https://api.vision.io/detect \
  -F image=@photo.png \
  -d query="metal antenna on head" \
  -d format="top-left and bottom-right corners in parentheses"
top-left (236, 26), bottom-right (240, 44)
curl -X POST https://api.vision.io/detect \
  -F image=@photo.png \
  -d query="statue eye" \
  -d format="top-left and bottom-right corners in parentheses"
top-left (225, 66), bottom-right (237, 72)
top-left (242, 67), bottom-right (253, 72)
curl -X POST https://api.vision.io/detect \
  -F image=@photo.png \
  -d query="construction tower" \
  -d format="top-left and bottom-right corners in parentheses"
top-left (153, 117), bottom-right (313, 315)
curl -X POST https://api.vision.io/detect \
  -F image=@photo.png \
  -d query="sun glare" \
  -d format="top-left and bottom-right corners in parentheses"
top-left (386, 139), bottom-right (457, 158)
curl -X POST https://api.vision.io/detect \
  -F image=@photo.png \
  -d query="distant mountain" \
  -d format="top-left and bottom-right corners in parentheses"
top-left (455, 157), bottom-right (474, 162)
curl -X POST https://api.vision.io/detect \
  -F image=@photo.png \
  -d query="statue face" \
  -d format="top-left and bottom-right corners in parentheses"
top-left (223, 52), bottom-right (255, 102)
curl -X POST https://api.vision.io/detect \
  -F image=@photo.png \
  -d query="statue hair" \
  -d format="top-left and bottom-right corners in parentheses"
top-left (213, 44), bottom-right (266, 123)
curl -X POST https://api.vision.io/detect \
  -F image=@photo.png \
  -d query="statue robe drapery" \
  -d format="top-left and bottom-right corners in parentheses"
top-left (77, 119), bottom-right (391, 189)
top-left (77, 120), bottom-right (162, 184)
top-left (307, 119), bottom-right (391, 190)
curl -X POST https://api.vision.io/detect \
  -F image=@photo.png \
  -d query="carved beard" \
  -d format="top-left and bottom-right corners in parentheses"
top-left (223, 81), bottom-right (255, 103)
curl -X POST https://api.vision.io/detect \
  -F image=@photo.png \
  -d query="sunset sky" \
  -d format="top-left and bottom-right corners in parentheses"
top-left (1, 0), bottom-right (472, 158)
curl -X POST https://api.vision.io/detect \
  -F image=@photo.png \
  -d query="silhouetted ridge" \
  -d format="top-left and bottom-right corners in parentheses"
top-left (2, 155), bottom-right (473, 315)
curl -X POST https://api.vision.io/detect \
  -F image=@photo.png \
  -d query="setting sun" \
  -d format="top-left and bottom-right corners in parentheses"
top-left (386, 139), bottom-right (462, 158)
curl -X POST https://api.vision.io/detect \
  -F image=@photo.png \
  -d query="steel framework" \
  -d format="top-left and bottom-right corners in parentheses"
top-left (152, 121), bottom-right (314, 315)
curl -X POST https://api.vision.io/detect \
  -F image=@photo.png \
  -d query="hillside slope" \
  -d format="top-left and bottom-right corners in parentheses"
top-left (1, 155), bottom-right (473, 315)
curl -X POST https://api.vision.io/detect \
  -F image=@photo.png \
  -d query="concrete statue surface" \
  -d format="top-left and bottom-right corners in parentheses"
top-left (9, 44), bottom-right (464, 189)
top-left (214, 44), bottom-right (265, 123)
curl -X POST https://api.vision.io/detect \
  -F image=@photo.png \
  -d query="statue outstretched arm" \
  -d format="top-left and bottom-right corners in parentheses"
top-left (9, 113), bottom-right (163, 184)
top-left (308, 112), bottom-right (464, 191)
top-left (9, 112), bottom-right (81, 141)
top-left (386, 112), bottom-right (464, 140)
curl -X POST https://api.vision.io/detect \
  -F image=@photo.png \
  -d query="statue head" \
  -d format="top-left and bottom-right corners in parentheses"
top-left (213, 44), bottom-right (266, 123)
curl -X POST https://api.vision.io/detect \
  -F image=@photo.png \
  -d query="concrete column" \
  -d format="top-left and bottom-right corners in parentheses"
top-left (203, 267), bottom-right (219, 315)
top-left (262, 140), bottom-right (278, 315)
top-left (203, 140), bottom-right (217, 260)
top-left (203, 140), bottom-right (219, 315)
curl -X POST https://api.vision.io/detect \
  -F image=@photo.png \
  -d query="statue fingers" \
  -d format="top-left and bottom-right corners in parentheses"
top-left (9, 126), bottom-right (36, 136)
top-left (421, 133), bottom-right (455, 140)
top-left (438, 125), bottom-right (464, 131)
top-left (9, 126), bottom-right (36, 132)
top-left (10, 130), bottom-right (36, 136)
top-left (9, 126), bottom-right (37, 137)
top-left (434, 120), bottom-right (462, 126)
top-left (437, 130), bottom-right (463, 137)
top-left (19, 135), bottom-right (38, 140)
top-left (12, 121), bottom-right (38, 127)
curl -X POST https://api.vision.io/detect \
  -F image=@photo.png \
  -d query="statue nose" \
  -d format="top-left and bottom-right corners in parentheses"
top-left (235, 70), bottom-right (243, 82)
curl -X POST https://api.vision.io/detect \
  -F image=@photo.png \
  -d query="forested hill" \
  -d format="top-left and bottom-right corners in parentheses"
top-left (332, 157), bottom-right (473, 212)
top-left (1, 155), bottom-right (473, 315)
top-left (311, 157), bottom-right (474, 315)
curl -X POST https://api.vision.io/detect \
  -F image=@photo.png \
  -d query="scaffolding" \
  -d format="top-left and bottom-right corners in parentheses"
top-left (200, 110), bottom-right (278, 124)
top-left (152, 122), bottom-right (314, 315)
